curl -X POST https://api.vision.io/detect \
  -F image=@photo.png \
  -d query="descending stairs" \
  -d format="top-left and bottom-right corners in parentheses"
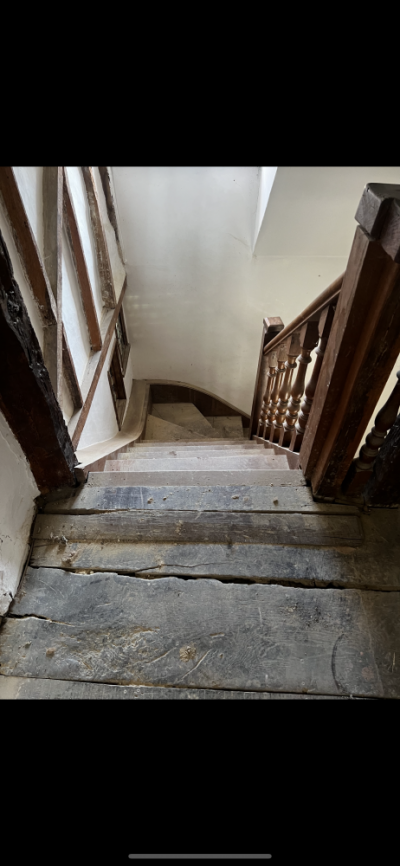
top-left (1, 403), bottom-right (400, 700)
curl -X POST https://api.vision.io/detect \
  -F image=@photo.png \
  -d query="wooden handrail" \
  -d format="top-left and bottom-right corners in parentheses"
top-left (263, 273), bottom-right (344, 356)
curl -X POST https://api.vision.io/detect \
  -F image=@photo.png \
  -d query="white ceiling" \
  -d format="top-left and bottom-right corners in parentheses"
top-left (111, 166), bottom-right (400, 418)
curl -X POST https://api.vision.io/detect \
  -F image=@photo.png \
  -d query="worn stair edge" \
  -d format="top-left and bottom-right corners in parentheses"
top-left (86, 470), bottom-right (305, 487)
top-left (104, 457), bottom-right (290, 472)
top-left (0, 675), bottom-right (368, 700)
top-left (33, 510), bottom-right (363, 547)
top-left (28, 538), bottom-right (400, 591)
top-left (42, 485), bottom-right (360, 515)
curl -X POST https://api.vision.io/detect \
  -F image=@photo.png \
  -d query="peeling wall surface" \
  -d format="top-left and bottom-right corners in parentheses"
top-left (0, 411), bottom-right (39, 615)
top-left (112, 166), bottom-right (400, 418)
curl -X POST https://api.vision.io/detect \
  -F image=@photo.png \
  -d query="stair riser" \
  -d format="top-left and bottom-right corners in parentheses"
top-left (104, 457), bottom-right (289, 472)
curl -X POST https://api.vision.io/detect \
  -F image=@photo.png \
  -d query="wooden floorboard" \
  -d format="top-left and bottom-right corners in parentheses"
top-left (28, 535), bottom-right (400, 590)
top-left (33, 511), bottom-right (363, 547)
top-left (42, 485), bottom-right (360, 515)
top-left (1, 569), bottom-right (399, 697)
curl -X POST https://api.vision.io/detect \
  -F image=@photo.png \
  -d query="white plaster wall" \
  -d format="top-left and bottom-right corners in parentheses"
top-left (112, 167), bottom-right (400, 427)
top-left (77, 335), bottom-right (119, 449)
top-left (93, 167), bottom-right (126, 300)
top-left (253, 167), bottom-right (277, 252)
top-left (65, 167), bottom-right (104, 324)
top-left (0, 410), bottom-right (39, 615)
top-left (62, 225), bottom-right (91, 386)
top-left (13, 167), bottom-right (44, 259)
top-left (0, 197), bottom-right (45, 352)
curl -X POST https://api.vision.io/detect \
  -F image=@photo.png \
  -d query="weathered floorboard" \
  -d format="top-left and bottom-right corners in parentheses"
top-left (43, 485), bottom-right (360, 515)
top-left (29, 538), bottom-right (400, 590)
top-left (33, 511), bottom-right (363, 547)
top-left (2, 569), bottom-right (399, 697)
top-left (0, 675), bottom-right (366, 700)
top-left (86, 470), bottom-right (305, 488)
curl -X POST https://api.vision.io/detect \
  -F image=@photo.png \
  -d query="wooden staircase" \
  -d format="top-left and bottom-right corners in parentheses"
top-left (1, 400), bottom-right (400, 700)
top-left (2, 181), bottom-right (400, 700)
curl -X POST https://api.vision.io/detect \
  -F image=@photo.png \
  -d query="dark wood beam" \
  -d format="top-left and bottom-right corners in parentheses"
top-left (0, 227), bottom-right (77, 493)
top-left (0, 167), bottom-right (56, 324)
top-left (42, 167), bottom-right (63, 401)
top-left (300, 183), bottom-right (400, 500)
top-left (80, 167), bottom-right (116, 309)
top-left (62, 329), bottom-right (83, 411)
top-left (71, 278), bottom-right (127, 449)
top-left (63, 169), bottom-right (102, 352)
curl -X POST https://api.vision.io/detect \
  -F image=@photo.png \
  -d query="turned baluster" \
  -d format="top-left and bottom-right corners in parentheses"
top-left (354, 371), bottom-right (400, 471)
top-left (270, 331), bottom-right (302, 444)
top-left (257, 351), bottom-right (278, 438)
top-left (281, 320), bottom-right (320, 448)
top-left (290, 305), bottom-right (335, 452)
top-left (268, 343), bottom-right (289, 442)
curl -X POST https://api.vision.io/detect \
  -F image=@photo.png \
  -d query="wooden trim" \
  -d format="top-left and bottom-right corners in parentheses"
top-left (0, 166), bottom-right (57, 324)
top-left (0, 226), bottom-right (77, 493)
top-left (43, 167), bottom-right (63, 402)
top-left (80, 167), bottom-right (116, 309)
top-left (62, 328), bottom-right (83, 410)
top-left (63, 169), bottom-right (102, 352)
top-left (71, 278), bottom-right (127, 448)
top-left (300, 221), bottom-right (400, 499)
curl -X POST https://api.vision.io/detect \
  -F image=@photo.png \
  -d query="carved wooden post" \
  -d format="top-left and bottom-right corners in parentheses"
top-left (270, 332), bottom-right (301, 444)
top-left (343, 371), bottom-right (400, 495)
top-left (300, 183), bottom-right (400, 500)
top-left (291, 305), bottom-right (335, 453)
top-left (258, 351), bottom-right (278, 438)
top-left (250, 317), bottom-right (284, 439)
top-left (269, 343), bottom-right (288, 442)
top-left (280, 321), bottom-right (319, 448)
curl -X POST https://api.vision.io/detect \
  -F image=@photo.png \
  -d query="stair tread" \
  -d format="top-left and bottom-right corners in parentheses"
top-left (104, 456), bottom-right (289, 471)
top-left (86, 470), bottom-right (303, 487)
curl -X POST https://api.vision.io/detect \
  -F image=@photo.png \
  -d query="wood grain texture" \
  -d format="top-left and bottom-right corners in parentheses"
top-left (42, 167), bottom-right (63, 401)
top-left (0, 167), bottom-right (57, 323)
top-left (28, 536), bottom-right (400, 590)
top-left (0, 675), bottom-right (365, 700)
top-left (70, 278), bottom-right (127, 448)
top-left (62, 329), bottom-right (83, 410)
top-left (3, 568), bottom-right (399, 696)
top-left (63, 169), bottom-right (102, 351)
top-left (42, 484), bottom-right (360, 515)
top-left (33, 510), bottom-right (363, 547)
top-left (80, 167), bottom-right (116, 308)
top-left (300, 229), bottom-right (400, 497)
top-left (0, 227), bottom-right (77, 492)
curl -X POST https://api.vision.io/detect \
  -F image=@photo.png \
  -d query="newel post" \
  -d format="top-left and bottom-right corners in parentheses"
top-left (299, 183), bottom-right (400, 500)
